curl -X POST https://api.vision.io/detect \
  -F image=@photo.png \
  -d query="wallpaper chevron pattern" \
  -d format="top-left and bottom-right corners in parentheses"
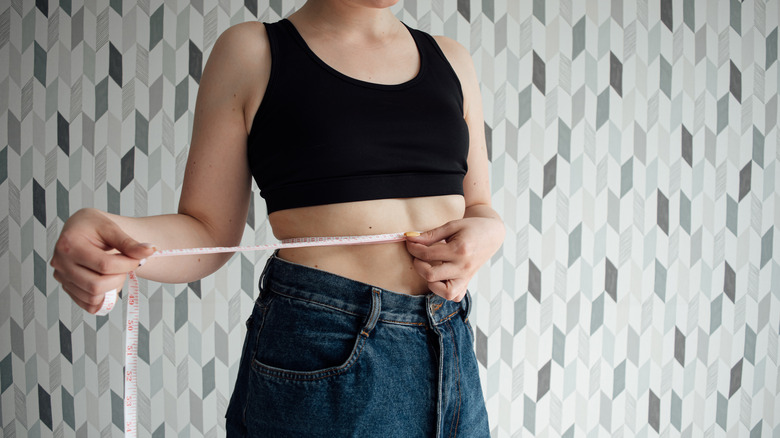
top-left (1, 0), bottom-right (779, 436)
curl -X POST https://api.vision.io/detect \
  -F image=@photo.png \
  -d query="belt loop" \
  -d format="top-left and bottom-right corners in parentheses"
top-left (362, 288), bottom-right (382, 336)
top-left (257, 252), bottom-right (277, 294)
top-left (462, 290), bottom-right (472, 320)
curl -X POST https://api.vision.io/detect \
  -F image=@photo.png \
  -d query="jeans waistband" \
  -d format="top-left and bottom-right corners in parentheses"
top-left (259, 253), bottom-right (470, 327)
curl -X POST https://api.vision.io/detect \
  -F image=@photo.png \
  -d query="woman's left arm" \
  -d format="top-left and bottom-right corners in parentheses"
top-left (405, 36), bottom-right (505, 302)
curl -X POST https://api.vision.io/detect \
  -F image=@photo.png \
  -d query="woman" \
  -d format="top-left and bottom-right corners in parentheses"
top-left (50, 0), bottom-right (505, 436)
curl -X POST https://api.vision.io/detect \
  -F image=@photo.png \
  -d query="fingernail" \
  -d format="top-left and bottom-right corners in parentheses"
top-left (139, 242), bottom-right (157, 250)
top-left (404, 231), bottom-right (421, 237)
top-left (138, 258), bottom-right (147, 267)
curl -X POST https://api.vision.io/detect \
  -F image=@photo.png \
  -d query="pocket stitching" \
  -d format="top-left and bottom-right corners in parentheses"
top-left (251, 334), bottom-right (367, 381)
top-left (240, 299), bottom-right (272, 426)
top-left (250, 294), bottom-right (273, 357)
top-left (250, 291), bottom-right (368, 381)
top-left (268, 286), bottom-right (363, 318)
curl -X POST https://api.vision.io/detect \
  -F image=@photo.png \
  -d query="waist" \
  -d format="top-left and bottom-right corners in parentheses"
top-left (276, 242), bottom-right (427, 294)
top-left (260, 254), bottom-right (470, 326)
top-left (268, 196), bottom-right (465, 295)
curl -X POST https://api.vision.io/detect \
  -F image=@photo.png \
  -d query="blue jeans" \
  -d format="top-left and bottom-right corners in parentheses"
top-left (225, 254), bottom-right (489, 437)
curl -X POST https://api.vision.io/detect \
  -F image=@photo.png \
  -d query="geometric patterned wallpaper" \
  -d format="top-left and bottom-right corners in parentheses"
top-left (0, 0), bottom-right (778, 437)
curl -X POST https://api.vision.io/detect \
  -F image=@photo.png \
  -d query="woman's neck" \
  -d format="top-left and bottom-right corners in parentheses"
top-left (290, 0), bottom-right (402, 44)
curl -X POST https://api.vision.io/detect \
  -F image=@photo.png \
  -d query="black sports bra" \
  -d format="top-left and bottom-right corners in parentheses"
top-left (247, 19), bottom-right (469, 214)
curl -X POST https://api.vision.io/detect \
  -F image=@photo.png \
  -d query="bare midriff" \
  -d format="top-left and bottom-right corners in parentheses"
top-left (268, 194), bottom-right (465, 295)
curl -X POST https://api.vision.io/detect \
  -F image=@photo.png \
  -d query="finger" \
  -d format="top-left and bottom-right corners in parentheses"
top-left (54, 267), bottom-right (126, 306)
top-left (412, 258), bottom-right (462, 283)
top-left (427, 278), bottom-right (467, 302)
top-left (57, 262), bottom-right (129, 296)
top-left (405, 240), bottom-right (456, 263)
top-left (63, 280), bottom-right (123, 315)
top-left (58, 279), bottom-right (110, 314)
top-left (96, 224), bottom-right (157, 260)
top-left (75, 290), bottom-right (115, 315)
top-left (67, 288), bottom-right (104, 314)
top-left (404, 222), bottom-right (456, 245)
top-left (76, 249), bottom-right (149, 276)
top-left (55, 232), bottom-right (152, 275)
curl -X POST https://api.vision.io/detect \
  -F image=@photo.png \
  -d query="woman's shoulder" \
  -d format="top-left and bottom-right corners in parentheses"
top-left (205, 21), bottom-right (272, 83)
top-left (199, 22), bottom-right (272, 127)
top-left (430, 35), bottom-right (472, 74)
top-left (213, 21), bottom-right (270, 63)
top-left (428, 34), bottom-right (481, 116)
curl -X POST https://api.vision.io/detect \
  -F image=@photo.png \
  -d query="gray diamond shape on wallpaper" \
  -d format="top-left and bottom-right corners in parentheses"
top-left (543, 155), bottom-right (556, 197)
top-left (682, 126), bottom-right (692, 167)
top-left (729, 359), bottom-right (743, 398)
top-left (605, 258), bottom-right (617, 301)
top-left (528, 260), bottom-right (541, 303)
top-left (660, 0), bottom-right (673, 31)
top-left (120, 147), bottom-right (134, 191)
top-left (32, 179), bottom-right (46, 226)
top-left (109, 43), bottom-right (122, 86)
top-left (730, 60), bottom-right (742, 103)
top-left (189, 40), bottom-right (203, 84)
top-left (648, 389), bottom-right (661, 432)
top-left (674, 327), bottom-right (685, 365)
top-left (610, 52), bottom-right (622, 96)
top-left (533, 51), bottom-right (545, 94)
top-left (57, 113), bottom-right (69, 156)
top-left (536, 360), bottom-right (551, 401)
top-left (457, 0), bottom-right (469, 20)
top-left (657, 190), bottom-right (669, 235)
top-left (739, 162), bottom-right (752, 201)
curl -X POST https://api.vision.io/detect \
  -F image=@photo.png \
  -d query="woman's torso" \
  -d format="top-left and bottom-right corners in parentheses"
top-left (270, 196), bottom-right (465, 295)
top-left (243, 16), bottom-right (468, 295)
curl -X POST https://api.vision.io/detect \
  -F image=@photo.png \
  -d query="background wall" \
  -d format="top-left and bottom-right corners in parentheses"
top-left (1, 0), bottom-right (778, 436)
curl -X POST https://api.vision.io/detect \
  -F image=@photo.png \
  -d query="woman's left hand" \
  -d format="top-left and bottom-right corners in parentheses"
top-left (405, 216), bottom-right (505, 302)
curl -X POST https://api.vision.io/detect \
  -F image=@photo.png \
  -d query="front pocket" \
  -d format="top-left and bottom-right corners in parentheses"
top-left (251, 291), bottom-right (367, 380)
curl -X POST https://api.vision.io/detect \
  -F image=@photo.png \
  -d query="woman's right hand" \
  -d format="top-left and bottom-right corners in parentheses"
top-left (50, 208), bottom-right (157, 314)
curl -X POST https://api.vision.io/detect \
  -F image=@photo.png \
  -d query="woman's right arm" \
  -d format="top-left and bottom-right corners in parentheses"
top-left (50, 23), bottom-right (271, 313)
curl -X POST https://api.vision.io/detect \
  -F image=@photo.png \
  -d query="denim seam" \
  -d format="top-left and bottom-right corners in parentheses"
top-left (251, 335), bottom-right (367, 381)
top-left (243, 298), bottom-right (271, 427)
top-left (250, 296), bottom-right (273, 356)
top-left (428, 296), bottom-right (444, 438)
top-left (270, 286), bottom-right (435, 327)
top-left (433, 309), bottom-right (460, 326)
top-left (463, 318), bottom-right (474, 344)
top-left (363, 288), bottom-right (382, 334)
top-left (268, 287), bottom-right (364, 318)
top-left (250, 289), bottom-right (378, 381)
top-left (253, 294), bottom-right (270, 311)
top-left (378, 318), bottom-right (426, 326)
top-left (446, 321), bottom-right (462, 438)
top-left (436, 329), bottom-right (444, 438)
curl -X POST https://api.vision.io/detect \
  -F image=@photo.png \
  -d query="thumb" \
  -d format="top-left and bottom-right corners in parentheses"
top-left (98, 223), bottom-right (156, 260)
top-left (405, 223), bottom-right (454, 246)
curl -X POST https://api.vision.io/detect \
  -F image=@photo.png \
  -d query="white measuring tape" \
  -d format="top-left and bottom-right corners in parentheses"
top-left (96, 232), bottom-right (416, 437)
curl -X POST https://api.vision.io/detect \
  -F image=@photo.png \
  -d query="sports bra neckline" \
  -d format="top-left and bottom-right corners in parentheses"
top-left (279, 18), bottom-right (427, 91)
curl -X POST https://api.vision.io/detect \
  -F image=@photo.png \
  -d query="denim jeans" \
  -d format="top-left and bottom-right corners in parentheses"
top-left (225, 254), bottom-right (490, 437)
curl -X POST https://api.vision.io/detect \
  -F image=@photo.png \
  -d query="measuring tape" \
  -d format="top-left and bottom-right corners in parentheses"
top-left (95, 232), bottom-right (416, 437)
